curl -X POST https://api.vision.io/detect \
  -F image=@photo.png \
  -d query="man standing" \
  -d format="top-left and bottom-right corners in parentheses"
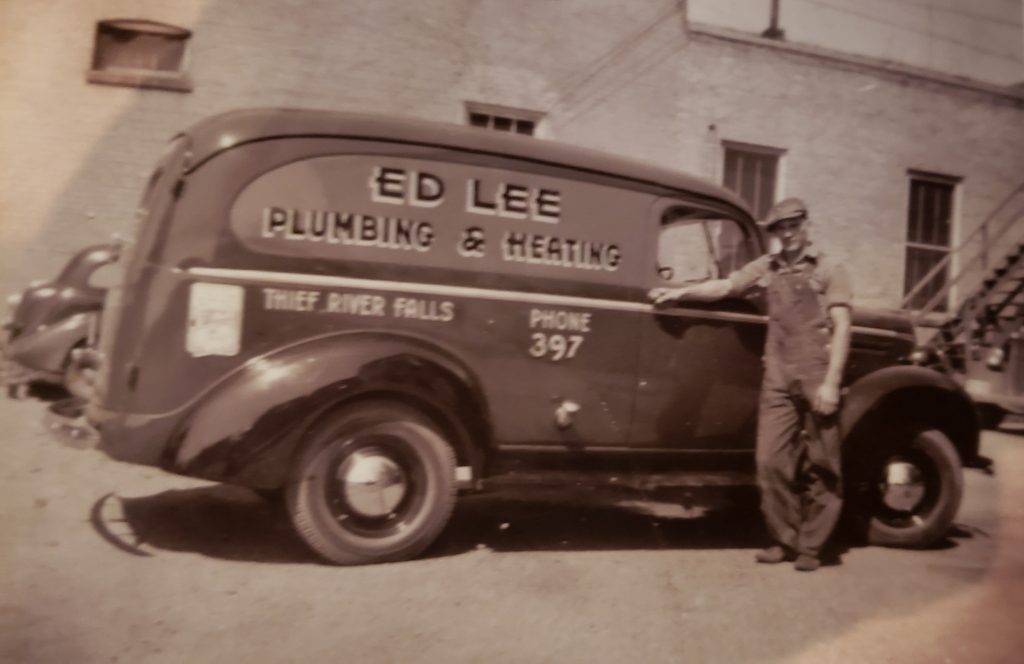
top-left (650, 198), bottom-right (852, 571)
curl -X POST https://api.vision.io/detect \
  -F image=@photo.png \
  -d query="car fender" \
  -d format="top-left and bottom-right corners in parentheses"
top-left (60, 243), bottom-right (120, 284)
top-left (163, 331), bottom-right (490, 487)
top-left (6, 311), bottom-right (96, 374)
top-left (839, 365), bottom-right (979, 463)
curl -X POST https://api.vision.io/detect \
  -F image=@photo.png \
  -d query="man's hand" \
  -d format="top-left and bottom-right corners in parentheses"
top-left (648, 286), bottom-right (685, 307)
top-left (813, 381), bottom-right (841, 416)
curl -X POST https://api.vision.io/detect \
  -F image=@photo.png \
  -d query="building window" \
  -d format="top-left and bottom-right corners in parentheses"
top-left (465, 102), bottom-right (542, 136)
top-left (722, 141), bottom-right (783, 221)
top-left (903, 172), bottom-right (958, 310)
top-left (88, 19), bottom-right (193, 92)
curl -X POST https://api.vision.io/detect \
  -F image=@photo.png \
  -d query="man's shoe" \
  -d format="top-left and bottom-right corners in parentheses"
top-left (794, 554), bottom-right (821, 572)
top-left (755, 546), bottom-right (795, 564)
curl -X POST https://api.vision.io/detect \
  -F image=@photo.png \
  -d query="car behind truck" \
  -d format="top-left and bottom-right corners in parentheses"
top-left (2, 243), bottom-right (118, 399)
top-left (79, 108), bottom-right (979, 564)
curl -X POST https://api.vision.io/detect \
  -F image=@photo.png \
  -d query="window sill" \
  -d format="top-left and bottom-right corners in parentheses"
top-left (87, 68), bottom-right (193, 93)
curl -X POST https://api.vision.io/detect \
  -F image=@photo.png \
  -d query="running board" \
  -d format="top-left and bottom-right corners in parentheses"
top-left (480, 469), bottom-right (756, 492)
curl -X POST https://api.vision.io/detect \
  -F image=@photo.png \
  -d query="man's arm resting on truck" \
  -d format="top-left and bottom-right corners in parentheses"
top-left (648, 255), bottom-right (770, 306)
top-left (649, 278), bottom-right (733, 305)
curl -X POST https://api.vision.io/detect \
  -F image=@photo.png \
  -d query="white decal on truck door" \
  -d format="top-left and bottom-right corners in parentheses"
top-left (187, 283), bottom-right (244, 357)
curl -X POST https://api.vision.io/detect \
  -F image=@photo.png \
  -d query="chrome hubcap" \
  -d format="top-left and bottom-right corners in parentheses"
top-left (336, 448), bottom-right (407, 518)
top-left (881, 460), bottom-right (926, 512)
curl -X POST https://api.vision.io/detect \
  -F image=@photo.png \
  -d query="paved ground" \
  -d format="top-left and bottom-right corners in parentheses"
top-left (1, 391), bottom-right (1022, 663)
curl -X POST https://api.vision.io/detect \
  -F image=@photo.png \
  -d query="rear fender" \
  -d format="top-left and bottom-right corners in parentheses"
top-left (163, 332), bottom-right (490, 488)
top-left (840, 365), bottom-right (979, 464)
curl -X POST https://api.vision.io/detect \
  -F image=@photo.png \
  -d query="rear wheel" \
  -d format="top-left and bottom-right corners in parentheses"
top-left (287, 401), bottom-right (457, 565)
top-left (852, 428), bottom-right (963, 548)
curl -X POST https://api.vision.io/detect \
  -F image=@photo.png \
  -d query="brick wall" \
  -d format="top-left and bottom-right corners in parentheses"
top-left (1, 0), bottom-right (1022, 308)
top-left (673, 29), bottom-right (1024, 307)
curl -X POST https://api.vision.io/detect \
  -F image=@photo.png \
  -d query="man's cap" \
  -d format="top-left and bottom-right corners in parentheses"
top-left (759, 197), bottom-right (808, 229)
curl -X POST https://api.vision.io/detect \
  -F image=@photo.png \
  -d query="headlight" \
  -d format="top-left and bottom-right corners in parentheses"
top-left (908, 348), bottom-right (931, 365)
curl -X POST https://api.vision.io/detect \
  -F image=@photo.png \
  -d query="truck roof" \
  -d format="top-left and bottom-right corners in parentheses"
top-left (180, 108), bottom-right (754, 218)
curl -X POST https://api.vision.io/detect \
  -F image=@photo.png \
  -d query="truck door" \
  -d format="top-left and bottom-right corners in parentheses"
top-left (468, 179), bottom-right (651, 449)
top-left (630, 200), bottom-right (767, 451)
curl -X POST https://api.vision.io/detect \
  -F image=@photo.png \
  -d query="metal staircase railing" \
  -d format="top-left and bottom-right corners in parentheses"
top-left (903, 182), bottom-right (1024, 326)
top-left (940, 240), bottom-right (1024, 349)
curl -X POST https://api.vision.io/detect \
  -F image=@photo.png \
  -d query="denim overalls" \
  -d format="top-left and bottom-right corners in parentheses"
top-left (756, 254), bottom-right (843, 557)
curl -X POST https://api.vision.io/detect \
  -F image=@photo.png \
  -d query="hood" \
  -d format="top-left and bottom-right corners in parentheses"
top-left (852, 307), bottom-right (915, 338)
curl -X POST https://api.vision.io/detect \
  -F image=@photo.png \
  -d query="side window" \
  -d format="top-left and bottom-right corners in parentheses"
top-left (656, 208), bottom-right (757, 284)
top-left (657, 211), bottom-right (717, 284)
top-left (706, 218), bottom-right (758, 277)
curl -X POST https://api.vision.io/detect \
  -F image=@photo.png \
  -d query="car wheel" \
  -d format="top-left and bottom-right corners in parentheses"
top-left (857, 428), bottom-right (963, 548)
top-left (286, 401), bottom-right (457, 565)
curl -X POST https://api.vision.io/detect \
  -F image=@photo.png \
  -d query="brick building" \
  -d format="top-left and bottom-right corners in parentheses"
top-left (1, 0), bottom-right (1022, 309)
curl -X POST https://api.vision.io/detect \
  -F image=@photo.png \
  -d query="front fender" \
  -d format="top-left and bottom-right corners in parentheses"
top-left (164, 331), bottom-right (489, 487)
top-left (7, 312), bottom-right (95, 374)
top-left (840, 365), bottom-right (979, 463)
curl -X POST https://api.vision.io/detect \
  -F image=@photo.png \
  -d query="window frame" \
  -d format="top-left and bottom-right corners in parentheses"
top-left (902, 170), bottom-right (961, 311)
top-left (87, 19), bottom-right (194, 93)
top-left (654, 204), bottom-right (759, 287)
top-left (720, 140), bottom-right (785, 221)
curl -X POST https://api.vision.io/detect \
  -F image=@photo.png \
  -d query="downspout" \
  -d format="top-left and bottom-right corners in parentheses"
top-left (762, 0), bottom-right (786, 40)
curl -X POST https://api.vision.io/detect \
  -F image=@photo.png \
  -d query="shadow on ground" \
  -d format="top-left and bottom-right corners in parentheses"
top-left (432, 487), bottom-right (770, 558)
top-left (92, 482), bottom-right (977, 565)
top-left (90, 487), bottom-right (314, 564)
top-left (92, 484), bottom-right (783, 565)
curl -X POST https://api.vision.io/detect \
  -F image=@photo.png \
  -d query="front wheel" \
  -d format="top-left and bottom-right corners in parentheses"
top-left (287, 401), bottom-right (457, 565)
top-left (851, 428), bottom-right (963, 548)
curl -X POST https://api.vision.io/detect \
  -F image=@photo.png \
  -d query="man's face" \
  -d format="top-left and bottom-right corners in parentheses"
top-left (769, 216), bottom-right (808, 255)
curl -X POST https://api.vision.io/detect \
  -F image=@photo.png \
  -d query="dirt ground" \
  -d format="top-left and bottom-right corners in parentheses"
top-left (1, 392), bottom-right (1022, 663)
